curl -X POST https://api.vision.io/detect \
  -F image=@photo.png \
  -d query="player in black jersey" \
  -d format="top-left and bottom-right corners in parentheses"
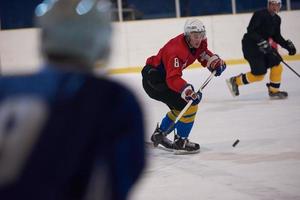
top-left (226, 0), bottom-right (296, 99)
top-left (0, 1), bottom-right (145, 200)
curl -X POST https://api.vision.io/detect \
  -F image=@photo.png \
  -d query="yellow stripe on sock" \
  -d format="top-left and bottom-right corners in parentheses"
top-left (178, 105), bottom-right (198, 123)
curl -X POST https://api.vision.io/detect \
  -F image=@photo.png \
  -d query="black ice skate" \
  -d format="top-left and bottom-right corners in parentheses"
top-left (226, 76), bottom-right (239, 97)
top-left (150, 124), bottom-right (173, 150)
top-left (173, 135), bottom-right (200, 154)
top-left (266, 83), bottom-right (288, 99)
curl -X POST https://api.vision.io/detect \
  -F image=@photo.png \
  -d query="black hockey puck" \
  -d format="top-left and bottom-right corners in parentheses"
top-left (232, 139), bottom-right (240, 147)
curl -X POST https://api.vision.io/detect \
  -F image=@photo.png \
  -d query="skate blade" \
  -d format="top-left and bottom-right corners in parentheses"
top-left (269, 95), bottom-right (288, 100)
top-left (174, 149), bottom-right (200, 155)
top-left (157, 144), bottom-right (174, 152)
top-left (145, 141), bottom-right (174, 152)
top-left (226, 79), bottom-right (238, 97)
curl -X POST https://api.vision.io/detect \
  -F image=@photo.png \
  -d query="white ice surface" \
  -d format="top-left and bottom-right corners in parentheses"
top-left (110, 62), bottom-right (300, 200)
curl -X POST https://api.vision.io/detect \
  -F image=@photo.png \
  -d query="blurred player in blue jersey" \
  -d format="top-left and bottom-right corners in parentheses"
top-left (0, 0), bottom-right (145, 200)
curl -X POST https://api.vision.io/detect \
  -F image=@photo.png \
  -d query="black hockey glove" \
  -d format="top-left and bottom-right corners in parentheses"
top-left (285, 39), bottom-right (296, 55)
top-left (257, 40), bottom-right (273, 54)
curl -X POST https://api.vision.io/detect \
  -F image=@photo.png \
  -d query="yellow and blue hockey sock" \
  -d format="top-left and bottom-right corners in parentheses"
top-left (159, 114), bottom-right (175, 134)
top-left (162, 105), bottom-right (198, 138)
top-left (160, 105), bottom-right (198, 138)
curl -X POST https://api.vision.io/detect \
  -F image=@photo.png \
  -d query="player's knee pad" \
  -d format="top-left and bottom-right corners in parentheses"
top-left (271, 64), bottom-right (283, 74)
top-left (270, 64), bottom-right (283, 82)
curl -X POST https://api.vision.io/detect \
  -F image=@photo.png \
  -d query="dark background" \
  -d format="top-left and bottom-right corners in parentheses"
top-left (1, 0), bottom-right (300, 29)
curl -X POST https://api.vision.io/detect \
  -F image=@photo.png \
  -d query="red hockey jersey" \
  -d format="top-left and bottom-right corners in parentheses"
top-left (146, 34), bottom-right (214, 93)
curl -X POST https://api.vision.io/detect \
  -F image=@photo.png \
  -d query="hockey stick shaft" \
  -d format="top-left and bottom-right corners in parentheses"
top-left (281, 60), bottom-right (300, 78)
top-left (271, 50), bottom-right (300, 78)
top-left (163, 71), bottom-right (216, 135)
top-left (174, 71), bottom-right (215, 124)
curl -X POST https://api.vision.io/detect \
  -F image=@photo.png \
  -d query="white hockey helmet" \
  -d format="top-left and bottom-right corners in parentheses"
top-left (268, 0), bottom-right (282, 4)
top-left (35, 0), bottom-right (112, 67)
top-left (184, 19), bottom-right (206, 37)
top-left (268, 0), bottom-right (282, 7)
top-left (267, 0), bottom-right (282, 11)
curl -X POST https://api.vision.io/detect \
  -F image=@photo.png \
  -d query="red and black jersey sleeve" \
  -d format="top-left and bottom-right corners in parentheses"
top-left (197, 39), bottom-right (214, 67)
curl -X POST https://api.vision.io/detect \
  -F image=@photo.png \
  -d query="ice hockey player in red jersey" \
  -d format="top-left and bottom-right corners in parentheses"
top-left (142, 19), bottom-right (226, 154)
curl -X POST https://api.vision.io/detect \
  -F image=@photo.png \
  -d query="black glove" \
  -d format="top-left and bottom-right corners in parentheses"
top-left (257, 40), bottom-right (273, 54)
top-left (285, 39), bottom-right (296, 55)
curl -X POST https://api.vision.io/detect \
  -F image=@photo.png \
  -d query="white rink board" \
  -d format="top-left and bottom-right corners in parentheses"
top-left (1, 11), bottom-right (300, 74)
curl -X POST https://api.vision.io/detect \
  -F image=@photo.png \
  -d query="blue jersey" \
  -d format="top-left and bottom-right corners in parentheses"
top-left (0, 65), bottom-right (145, 200)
